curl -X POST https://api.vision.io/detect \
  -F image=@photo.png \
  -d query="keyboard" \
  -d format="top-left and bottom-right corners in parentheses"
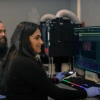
top-left (61, 77), bottom-right (100, 90)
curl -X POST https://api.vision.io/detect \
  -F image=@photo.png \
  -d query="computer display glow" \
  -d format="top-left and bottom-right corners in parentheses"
top-left (74, 27), bottom-right (100, 73)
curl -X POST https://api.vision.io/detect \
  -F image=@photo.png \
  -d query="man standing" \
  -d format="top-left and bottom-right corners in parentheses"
top-left (0, 21), bottom-right (8, 64)
top-left (0, 21), bottom-right (7, 100)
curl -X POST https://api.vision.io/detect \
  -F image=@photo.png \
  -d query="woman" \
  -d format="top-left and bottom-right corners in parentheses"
top-left (1, 22), bottom-right (100, 100)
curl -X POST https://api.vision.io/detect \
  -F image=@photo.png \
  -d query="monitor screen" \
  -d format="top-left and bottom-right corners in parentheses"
top-left (74, 27), bottom-right (100, 74)
top-left (77, 41), bottom-right (96, 60)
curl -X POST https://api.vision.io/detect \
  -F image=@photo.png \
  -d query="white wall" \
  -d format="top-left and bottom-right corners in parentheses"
top-left (81, 0), bottom-right (100, 26)
top-left (70, 0), bottom-right (77, 17)
top-left (0, 0), bottom-right (70, 46)
top-left (1, 0), bottom-right (100, 46)
top-left (70, 0), bottom-right (100, 26)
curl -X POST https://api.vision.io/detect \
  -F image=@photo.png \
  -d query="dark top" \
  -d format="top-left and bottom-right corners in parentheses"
top-left (6, 54), bottom-right (87, 100)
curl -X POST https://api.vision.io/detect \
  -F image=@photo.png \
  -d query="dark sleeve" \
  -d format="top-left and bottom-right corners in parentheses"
top-left (16, 58), bottom-right (87, 100)
top-left (48, 77), bottom-right (59, 84)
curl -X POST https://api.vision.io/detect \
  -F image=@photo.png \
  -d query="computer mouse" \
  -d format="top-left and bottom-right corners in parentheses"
top-left (64, 70), bottom-right (75, 77)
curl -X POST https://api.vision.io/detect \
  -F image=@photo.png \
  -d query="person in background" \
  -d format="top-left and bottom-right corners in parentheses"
top-left (0, 21), bottom-right (8, 100)
top-left (0, 21), bottom-right (8, 65)
top-left (1, 21), bottom-right (100, 100)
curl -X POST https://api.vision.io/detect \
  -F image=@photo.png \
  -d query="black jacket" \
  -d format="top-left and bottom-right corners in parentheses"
top-left (6, 54), bottom-right (87, 100)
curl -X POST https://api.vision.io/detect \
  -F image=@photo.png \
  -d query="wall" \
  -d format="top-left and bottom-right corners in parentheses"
top-left (0, 0), bottom-right (70, 46)
top-left (1, 0), bottom-right (100, 46)
top-left (70, 0), bottom-right (100, 26)
top-left (70, 0), bottom-right (77, 17)
top-left (81, 0), bottom-right (100, 26)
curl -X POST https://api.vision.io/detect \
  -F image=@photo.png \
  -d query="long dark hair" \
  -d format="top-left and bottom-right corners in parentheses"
top-left (0, 21), bottom-right (39, 94)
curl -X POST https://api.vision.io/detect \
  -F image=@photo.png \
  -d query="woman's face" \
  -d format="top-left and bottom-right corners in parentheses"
top-left (29, 28), bottom-right (44, 54)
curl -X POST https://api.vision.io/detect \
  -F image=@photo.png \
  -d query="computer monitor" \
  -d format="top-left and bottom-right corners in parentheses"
top-left (74, 27), bottom-right (100, 74)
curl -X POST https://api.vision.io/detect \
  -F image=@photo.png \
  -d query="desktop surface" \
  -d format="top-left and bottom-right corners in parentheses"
top-left (61, 77), bottom-right (100, 90)
top-left (56, 77), bottom-right (100, 100)
top-left (50, 78), bottom-right (100, 100)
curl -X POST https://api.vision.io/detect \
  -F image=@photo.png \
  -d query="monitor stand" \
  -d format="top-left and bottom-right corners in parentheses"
top-left (85, 71), bottom-right (100, 83)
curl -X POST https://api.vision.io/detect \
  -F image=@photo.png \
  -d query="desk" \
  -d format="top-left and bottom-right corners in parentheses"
top-left (48, 83), bottom-right (99, 100)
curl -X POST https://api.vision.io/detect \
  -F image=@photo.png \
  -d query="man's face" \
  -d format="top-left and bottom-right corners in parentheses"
top-left (0, 23), bottom-right (7, 49)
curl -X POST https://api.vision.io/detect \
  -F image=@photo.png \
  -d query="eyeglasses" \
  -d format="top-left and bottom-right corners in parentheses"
top-left (0, 30), bottom-right (6, 33)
